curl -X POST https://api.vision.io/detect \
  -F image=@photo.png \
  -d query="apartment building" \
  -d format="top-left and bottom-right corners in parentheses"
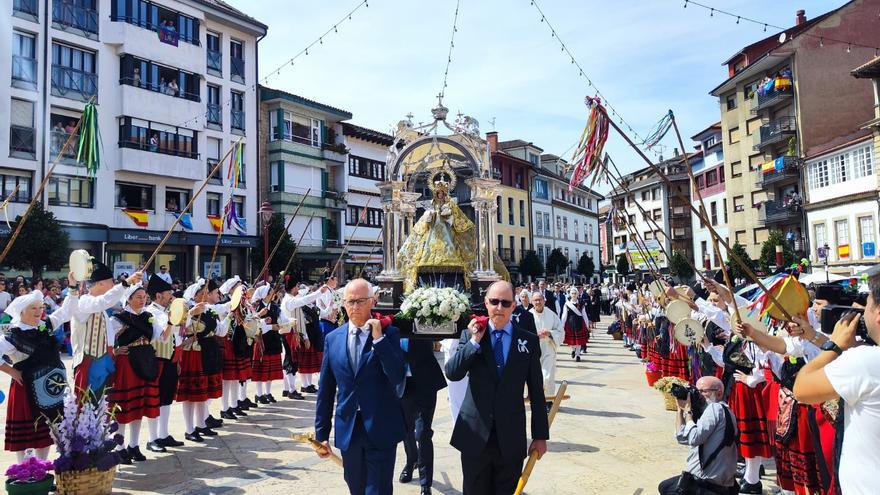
top-left (4, 0), bottom-right (266, 280)
top-left (690, 123), bottom-right (729, 269)
top-left (709, 4), bottom-right (880, 260)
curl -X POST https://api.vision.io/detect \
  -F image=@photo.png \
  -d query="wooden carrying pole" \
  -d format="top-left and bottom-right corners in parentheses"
top-left (329, 197), bottom-right (373, 279)
top-left (272, 213), bottom-right (318, 293)
top-left (253, 188), bottom-right (312, 284)
top-left (514, 380), bottom-right (568, 495)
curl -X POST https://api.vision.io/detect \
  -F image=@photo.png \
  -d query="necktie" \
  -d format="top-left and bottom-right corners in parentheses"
top-left (349, 327), bottom-right (362, 371)
top-left (493, 330), bottom-right (505, 377)
top-left (400, 338), bottom-right (411, 377)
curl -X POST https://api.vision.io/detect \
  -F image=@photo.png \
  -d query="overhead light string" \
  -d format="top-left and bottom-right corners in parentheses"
top-left (438, 0), bottom-right (462, 100)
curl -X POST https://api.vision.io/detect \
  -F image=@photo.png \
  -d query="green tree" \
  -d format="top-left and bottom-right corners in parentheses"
top-left (577, 253), bottom-right (595, 280)
top-left (546, 248), bottom-right (568, 277)
top-left (726, 242), bottom-right (755, 282)
top-left (250, 213), bottom-right (300, 280)
top-left (669, 251), bottom-right (694, 283)
top-left (4, 203), bottom-right (69, 278)
top-left (616, 253), bottom-right (630, 278)
top-left (758, 230), bottom-right (796, 274)
top-left (518, 250), bottom-right (544, 280)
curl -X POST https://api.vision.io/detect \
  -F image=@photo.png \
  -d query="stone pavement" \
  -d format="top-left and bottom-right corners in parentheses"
top-left (0, 316), bottom-right (780, 493)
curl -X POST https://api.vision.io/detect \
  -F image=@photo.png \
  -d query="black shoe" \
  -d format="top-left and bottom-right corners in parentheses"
top-left (146, 441), bottom-right (167, 453)
top-left (302, 385), bottom-right (318, 394)
top-left (420, 488), bottom-right (431, 495)
top-left (290, 390), bottom-right (305, 400)
top-left (571, 349), bottom-right (576, 358)
top-left (184, 432), bottom-right (204, 443)
top-left (243, 397), bottom-right (257, 409)
top-left (233, 406), bottom-right (248, 417)
top-left (220, 409), bottom-right (237, 420)
top-left (196, 427), bottom-right (218, 437)
top-left (266, 394), bottom-right (277, 403)
top-left (206, 415), bottom-right (224, 429)
top-left (163, 435), bottom-right (184, 447)
top-left (257, 395), bottom-right (271, 405)
top-left (738, 480), bottom-right (762, 494)
top-left (128, 446), bottom-right (147, 462)
top-left (399, 466), bottom-right (414, 483)
top-left (282, 390), bottom-right (290, 398)
top-left (117, 448), bottom-right (133, 465)
top-left (576, 356), bottom-right (581, 362)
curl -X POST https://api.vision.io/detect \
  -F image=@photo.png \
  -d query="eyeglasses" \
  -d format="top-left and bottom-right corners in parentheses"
top-left (697, 388), bottom-right (721, 394)
top-left (343, 297), bottom-right (371, 307)
top-left (487, 298), bottom-right (513, 308)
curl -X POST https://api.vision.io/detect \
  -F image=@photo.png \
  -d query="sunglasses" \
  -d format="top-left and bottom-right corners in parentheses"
top-left (487, 298), bottom-right (513, 308)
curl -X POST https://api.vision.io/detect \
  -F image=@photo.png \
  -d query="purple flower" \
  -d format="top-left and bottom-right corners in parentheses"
top-left (69, 435), bottom-right (86, 453)
top-left (95, 453), bottom-right (118, 471)
top-left (108, 421), bottom-right (119, 433)
top-left (112, 434), bottom-right (124, 446)
top-left (53, 456), bottom-right (72, 473)
top-left (72, 454), bottom-right (90, 471)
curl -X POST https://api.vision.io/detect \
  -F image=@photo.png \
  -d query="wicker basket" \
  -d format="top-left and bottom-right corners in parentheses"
top-left (662, 391), bottom-right (678, 411)
top-left (56, 467), bottom-right (115, 495)
top-left (611, 331), bottom-right (623, 341)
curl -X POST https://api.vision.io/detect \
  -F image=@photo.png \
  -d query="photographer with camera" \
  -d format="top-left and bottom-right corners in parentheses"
top-left (658, 376), bottom-right (739, 495)
top-left (793, 283), bottom-right (880, 495)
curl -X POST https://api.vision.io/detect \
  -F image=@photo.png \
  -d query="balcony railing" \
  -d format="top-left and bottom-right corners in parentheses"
top-left (207, 159), bottom-right (222, 184)
top-left (51, 66), bottom-right (98, 101)
top-left (52, 0), bottom-right (98, 35)
top-left (12, 56), bottom-right (37, 85)
top-left (751, 87), bottom-right (793, 114)
top-left (499, 248), bottom-right (514, 263)
top-left (120, 76), bottom-right (200, 102)
top-left (207, 50), bottom-right (222, 73)
top-left (231, 109), bottom-right (245, 131)
top-left (50, 130), bottom-right (79, 160)
top-left (755, 116), bottom-right (797, 150)
top-left (206, 104), bottom-right (222, 126)
top-left (14, 0), bottom-right (38, 15)
top-left (10, 126), bottom-right (36, 156)
top-left (756, 156), bottom-right (802, 187)
top-left (759, 200), bottom-right (802, 226)
top-left (231, 57), bottom-right (245, 81)
top-left (119, 138), bottom-right (199, 160)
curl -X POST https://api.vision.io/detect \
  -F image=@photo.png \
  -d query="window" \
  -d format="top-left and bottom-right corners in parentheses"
top-left (116, 182), bottom-right (154, 210)
top-left (496, 197), bottom-right (502, 223)
top-left (696, 174), bottom-right (705, 190)
top-left (509, 236), bottom-right (515, 261)
top-left (535, 178), bottom-right (549, 200)
top-left (519, 200), bottom-right (525, 226)
top-left (271, 111), bottom-right (321, 146)
top-left (701, 240), bottom-right (708, 262)
top-left (829, 154), bottom-right (848, 185)
top-left (348, 155), bottom-right (385, 181)
top-left (735, 230), bottom-right (747, 245)
top-left (710, 201), bottom-right (718, 226)
top-left (233, 196), bottom-right (245, 222)
top-left (230, 90), bottom-right (244, 131)
top-left (731, 160), bottom-right (742, 178)
top-left (49, 112), bottom-right (80, 160)
top-left (206, 32), bottom-right (221, 72)
top-left (535, 213), bottom-right (543, 236)
top-left (51, 43), bottom-right (97, 101)
top-left (723, 199), bottom-right (728, 224)
top-left (556, 215), bottom-right (561, 236)
top-left (12, 32), bottom-right (37, 87)
top-left (574, 220), bottom-right (579, 241)
top-left (206, 192), bottom-right (221, 217)
top-left (853, 145), bottom-right (874, 179)
top-left (0, 171), bottom-right (31, 203)
top-left (744, 81), bottom-right (758, 100)
top-left (47, 175), bottom-right (92, 208)
top-left (497, 234), bottom-right (504, 251)
top-left (111, 0), bottom-right (199, 44)
top-left (706, 170), bottom-right (717, 186)
top-left (508, 198), bottom-right (514, 225)
top-left (230, 40), bottom-right (244, 81)
top-left (207, 85), bottom-right (221, 125)
top-left (528, 153), bottom-right (539, 166)
top-left (651, 188), bottom-right (659, 201)
top-left (641, 190), bottom-right (649, 201)
top-left (514, 172), bottom-right (523, 189)
top-left (563, 217), bottom-right (568, 240)
top-left (521, 238), bottom-right (526, 260)
top-left (119, 54), bottom-right (200, 101)
top-left (814, 223), bottom-right (827, 257)
top-left (726, 95), bottom-right (737, 110)
top-left (54, 0), bottom-right (98, 34)
top-left (859, 217), bottom-right (875, 258)
top-left (728, 127), bottom-right (740, 144)
top-left (14, 0), bottom-right (39, 16)
top-left (587, 224), bottom-right (593, 243)
top-left (165, 188), bottom-right (190, 213)
top-left (118, 116), bottom-right (198, 159)
top-left (207, 137), bottom-right (222, 183)
top-left (835, 219), bottom-right (850, 258)
top-left (537, 245), bottom-right (544, 263)
top-left (544, 213), bottom-right (551, 235)
top-left (9, 99), bottom-right (36, 156)
top-left (346, 206), bottom-right (383, 228)
top-left (733, 195), bottom-right (744, 212)
top-left (653, 208), bottom-right (661, 221)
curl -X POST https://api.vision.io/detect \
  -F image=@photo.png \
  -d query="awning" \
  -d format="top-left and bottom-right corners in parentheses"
top-left (346, 253), bottom-right (383, 264)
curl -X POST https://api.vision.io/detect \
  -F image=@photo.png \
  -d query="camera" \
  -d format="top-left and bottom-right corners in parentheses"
top-left (820, 305), bottom-right (875, 345)
top-left (670, 382), bottom-right (707, 420)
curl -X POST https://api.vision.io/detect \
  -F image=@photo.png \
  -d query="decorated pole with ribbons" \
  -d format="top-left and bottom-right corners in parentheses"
top-left (272, 213), bottom-right (318, 294)
top-left (569, 96), bottom-right (609, 191)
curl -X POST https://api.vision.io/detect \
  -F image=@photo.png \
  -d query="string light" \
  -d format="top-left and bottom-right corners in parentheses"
top-left (438, 0), bottom-right (462, 100)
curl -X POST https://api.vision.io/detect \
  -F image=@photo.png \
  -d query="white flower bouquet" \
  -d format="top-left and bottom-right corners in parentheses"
top-left (398, 287), bottom-right (471, 326)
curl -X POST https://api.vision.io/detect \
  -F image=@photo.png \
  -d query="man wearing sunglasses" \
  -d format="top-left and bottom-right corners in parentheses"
top-left (446, 281), bottom-right (549, 494)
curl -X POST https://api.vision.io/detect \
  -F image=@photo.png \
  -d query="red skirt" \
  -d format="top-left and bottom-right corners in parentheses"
top-left (728, 380), bottom-right (772, 458)
top-left (775, 403), bottom-right (821, 494)
top-left (296, 346), bottom-right (323, 374)
top-left (252, 352), bottom-right (283, 382)
top-left (658, 341), bottom-right (690, 381)
top-left (4, 380), bottom-right (52, 452)
top-left (645, 338), bottom-right (661, 365)
top-left (176, 349), bottom-right (221, 402)
top-left (107, 352), bottom-right (160, 424)
top-left (221, 338), bottom-right (251, 382)
top-left (762, 369), bottom-right (780, 422)
top-left (563, 321), bottom-right (589, 346)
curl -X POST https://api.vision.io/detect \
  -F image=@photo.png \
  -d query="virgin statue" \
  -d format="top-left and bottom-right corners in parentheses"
top-left (397, 169), bottom-right (476, 292)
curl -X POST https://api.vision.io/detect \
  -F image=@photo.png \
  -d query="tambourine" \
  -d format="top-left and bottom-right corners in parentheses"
top-left (761, 274), bottom-right (809, 322)
top-left (243, 318), bottom-right (261, 339)
top-left (69, 250), bottom-right (94, 282)
top-left (673, 318), bottom-right (705, 346)
top-left (278, 321), bottom-right (293, 334)
top-left (730, 306), bottom-right (768, 335)
top-left (665, 300), bottom-right (692, 325)
top-left (168, 298), bottom-right (188, 326)
top-left (230, 285), bottom-right (244, 311)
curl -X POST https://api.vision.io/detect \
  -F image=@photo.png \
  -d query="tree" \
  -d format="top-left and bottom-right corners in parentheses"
top-left (518, 250), bottom-right (544, 280)
top-left (250, 213), bottom-right (300, 280)
top-left (546, 248), bottom-right (568, 278)
top-left (669, 251), bottom-right (694, 283)
top-left (726, 242), bottom-right (755, 282)
top-left (577, 253), bottom-right (595, 281)
top-left (758, 230), bottom-right (796, 274)
top-left (616, 253), bottom-right (630, 278)
top-left (4, 203), bottom-right (69, 278)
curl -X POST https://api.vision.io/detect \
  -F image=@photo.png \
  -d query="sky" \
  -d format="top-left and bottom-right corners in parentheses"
top-left (228, 0), bottom-right (846, 195)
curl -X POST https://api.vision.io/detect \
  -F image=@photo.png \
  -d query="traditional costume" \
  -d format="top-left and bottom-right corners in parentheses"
top-left (1, 291), bottom-right (77, 461)
top-left (280, 281), bottom-right (323, 400)
top-left (250, 284), bottom-right (287, 404)
top-left (530, 304), bottom-right (564, 396)
top-left (218, 276), bottom-right (250, 420)
top-left (307, 283), bottom-right (335, 393)
top-left (560, 289), bottom-right (589, 361)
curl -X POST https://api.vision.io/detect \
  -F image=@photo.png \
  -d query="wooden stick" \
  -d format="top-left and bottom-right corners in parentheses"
top-left (514, 380), bottom-right (568, 495)
top-left (273, 213), bottom-right (317, 293)
top-left (329, 198), bottom-right (373, 279)
top-left (254, 188), bottom-right (312, 284)
top-left (291, 432), bottom-right (344, 467)
top-left (357, 227), bottom-right (385, 279)
top-left (141, 138), bottom-right (241, 272)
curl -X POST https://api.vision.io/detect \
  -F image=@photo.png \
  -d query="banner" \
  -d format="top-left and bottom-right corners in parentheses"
top-left (207, 215), bottom-right (222, 232)
top-left (123, 209), bottom-right (149, 228)
top-left (626, 240), bottom-right (667, 270)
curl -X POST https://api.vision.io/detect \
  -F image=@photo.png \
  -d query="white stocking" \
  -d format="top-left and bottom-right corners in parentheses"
top-left (147, 416), bottom-right (159, 442)
top-left (195, 402), bottom-right (208, 428)
top-left (158, 405), bottom-right (171, 439)
top-left (35, 447), bottom-right (49, 460)
top-left (265, 381), bottom-right (272, 397)
top-left (744, 457), bottom-right (762, 484)
top-left (574, 346), bottom-right (582, 358)
top-left (220, 383), bottom-right (230, 411)
top-left (239, 381), bottom-right (248, 401)
top-left (182, 401), bottom-right (195, 434)
top-left (299, 373), bottom-right (312, 387)
top-left (14, 451), bottom-right (26, 463)
top-left (127, 420), bottom-right (142, 448)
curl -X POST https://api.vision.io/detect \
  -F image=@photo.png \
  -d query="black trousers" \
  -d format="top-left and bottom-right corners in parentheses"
top-left (460, 430), bottom-right (523, 495)
top-left (157, 358), bottom-right (178, 406)
top-left (401, 391), bottom-right (437, 489)
top-left (658, 475), bottom-right (736, 495)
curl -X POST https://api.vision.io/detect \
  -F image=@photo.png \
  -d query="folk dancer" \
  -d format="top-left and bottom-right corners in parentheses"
top-left (1, 279), bottom-right (78, 461)
top-left (250, 284), bottom-right (288, 404)
top-left (280, 280), bottom-right (328, 400)
top-left (144, 273), bottom-right (184, 453)
top-left (310, 276), bottom-right (339, 394)
top-left (218, 276), bottom-right (250, 420)
top-left (71, 264), bottom-right (143, 399)
top-left (561, 287), bottom-right (590, 361)
top-left (530, 291), bottom-right (564, 409)
top-left (106, 283), bottom-right (168, 464)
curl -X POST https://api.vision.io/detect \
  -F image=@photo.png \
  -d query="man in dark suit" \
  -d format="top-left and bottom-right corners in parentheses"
top-left (511, 303), bottom-right (538, 335)
top-left (549, 282), bottom-right (565, 315)
top-left (539, 280), bottom-right (554, 308)
top-left (315, 279), bottom-right (406, 495)
top-left (399, 339), bottom-right (447, 494)
top-left (445, 281), bottom-right (549, 494)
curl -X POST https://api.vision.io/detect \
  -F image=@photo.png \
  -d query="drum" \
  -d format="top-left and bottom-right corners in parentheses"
top-left (230, 285), bottom-right (244, 311)
top-left (665, 299), bottom-right (692, 324)
top-left (69, 249), bottom-right (93, 282)
top-left (169, 298), bottom-right (188, 326)
top-left (673, 318), bottom-right (705, 346)
top-left (761, 274), bottom-right (809, 321)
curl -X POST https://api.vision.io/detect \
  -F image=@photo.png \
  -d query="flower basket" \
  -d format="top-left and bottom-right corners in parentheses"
top-left (645, 370), bottom-right (662, 387)
top-left (56, 467), bottom-right (115, 495)
top-left (611, 330), bottom-right (623, 340)
top-left (662, 391), bottom-right (678, 411)
top-left (5, 475), bottom-right (53, 495)
top-left (652, 376), bottom-right (689, 412)
top-left (397, 287), bottom-right (471, 329)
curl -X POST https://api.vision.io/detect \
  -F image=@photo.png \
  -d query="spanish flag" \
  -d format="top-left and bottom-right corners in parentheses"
top-left (208, 215), bottom-right (223, 232)
top-left (761, 160), bottom-right (776, 174)
top-left (838, 244), bottom-right (850, 259)
top-left (123, 209), bottom-right (149, 227)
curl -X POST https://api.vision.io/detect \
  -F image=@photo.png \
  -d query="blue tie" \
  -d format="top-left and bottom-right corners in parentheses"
top-left (493, 330), bottom-right (505, 377)
top-left (400, 338), bottom-right (411, 376)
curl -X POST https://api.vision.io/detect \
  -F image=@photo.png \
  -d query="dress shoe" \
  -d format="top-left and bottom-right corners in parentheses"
top-left (145, 441), bottom-right (167, 453)
top-left (398, 466), bottom-right (414, 483)
top-left (576, 356), bottom-right (581, 362)
top-left (117, 448), bottom-right (133, 465)
top-left (163, 435), bottom-right (185, 447)
top-left (290, 390), bottom-right (305, 400)
top-left (243, 397), bottom-right (257, 409)
top-left (257, 395), bottom-right (271, 405)
top-left (196, 427), bottom-right (218, 437)
top-left (302, 385), bottom-right (318, 394)
top-left (184, 432), bottom-right (204, 443)
top-left (420, 488), bottom-right (431, 495)
top-left (266, 394), bottom-right (277, 403)
top-left (233, 406), bottom-right (248, 417)
top-left (738, 480), bottom-right (762, 494)
top-left (206, 415), bottom-right (223, 429)
top-left (220, 409), bottom-right (237, 420)
top-left (282, 390), bottom-right (290, 398)
top-left (571, 349), bottom-right (576, 358)
top-left (128, 446), bottom-right (147, 462)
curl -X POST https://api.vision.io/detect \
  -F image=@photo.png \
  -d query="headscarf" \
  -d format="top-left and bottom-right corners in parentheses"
top-left (6, 291), bottom-right (45, 326)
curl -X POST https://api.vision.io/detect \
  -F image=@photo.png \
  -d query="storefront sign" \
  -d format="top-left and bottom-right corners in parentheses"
top-left (108, 229), bottom-right (257, 248)
top-left (113, 261), bottom-right (137, 280)
top-left (203, 262), bottom-right (223, 279)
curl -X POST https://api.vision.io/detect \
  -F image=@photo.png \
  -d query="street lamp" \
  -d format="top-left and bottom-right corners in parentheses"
top-left (259, 201), bottom-right (274, 281)
top-left (823, 242), bottom-right (830, 283)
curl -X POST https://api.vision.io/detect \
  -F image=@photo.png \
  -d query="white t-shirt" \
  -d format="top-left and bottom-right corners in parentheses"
top-left (825, 345), bottom-right (880, 495)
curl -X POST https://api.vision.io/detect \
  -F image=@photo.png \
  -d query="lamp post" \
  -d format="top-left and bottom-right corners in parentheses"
top-left (823, 242), bottom-right (830, 283)
top-left (259, 201), bottom-right (274, 281)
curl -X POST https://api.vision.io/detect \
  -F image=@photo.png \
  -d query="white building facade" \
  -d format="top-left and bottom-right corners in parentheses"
top-left (3, 0), bottom-right (265, 280)
top-left (690, 124), bottom-right (729, 270)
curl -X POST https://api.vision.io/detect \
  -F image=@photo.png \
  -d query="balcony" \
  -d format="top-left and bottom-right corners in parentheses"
top-left (207, 159), bottom-right (222, 184)
top-left (207, 50), bottom-right (222, 74)
top-left (499, 248), bottom-right (514, 263)
top-left (50, 130), bottom-right (79, 162)
top-left (14, 0), bottom-right (38, 17)
top-left (51, 66), bottom-right (98, 102)
top-left (755, 156), bottom-right (801, 188)
top-left (231, 109), bottom-right (245, 132)
top-left (754, 116), bottom-right (797, 151)
top-left (12, 56), bottom-right (37, 88)
top-left (206, 104), bottom-right (222, 127)
top-left (759, 200), bottom-right (802, 226)
top-left (52, 0), bottom-right (98, 36)
top-left (231, 57), bottom-right (245, 82)
top-left (751, 87), bottom-right (793, 114)
top-left (9, 126), bottom-right (36, 158)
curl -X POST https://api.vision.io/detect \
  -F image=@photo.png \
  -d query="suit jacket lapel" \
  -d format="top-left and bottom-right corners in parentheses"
top-left (355, 334), bottom-right (373, 377)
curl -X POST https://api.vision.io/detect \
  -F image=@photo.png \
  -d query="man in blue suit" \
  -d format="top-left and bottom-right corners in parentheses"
top-left (315, 278), bottom-right (406, 495)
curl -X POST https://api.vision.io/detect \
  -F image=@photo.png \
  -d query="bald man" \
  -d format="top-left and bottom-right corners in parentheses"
top-left (446, 281), bottom-right (549, 494)
top-left (315, 279), bottom-right (406, 495)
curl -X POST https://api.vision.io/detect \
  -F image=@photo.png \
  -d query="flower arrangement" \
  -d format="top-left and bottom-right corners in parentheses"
top-left (645, 362), bottom-right (659, 373)
top-left (5, 456), bottom-right (53, 484)
top-left (47, 389), bottom-right (122, 473)
top-left (397, 287), bottom-right (471, 326)
top-left (652, 376), bottom-right (689, 394)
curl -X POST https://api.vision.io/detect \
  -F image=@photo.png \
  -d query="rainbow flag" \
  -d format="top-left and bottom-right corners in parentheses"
top-left (208, 215), bottom-right (223, 232)
top-left (227, 142), bottom-right (244, 189)
top-left (123, 209), bottom-right (149, 227)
